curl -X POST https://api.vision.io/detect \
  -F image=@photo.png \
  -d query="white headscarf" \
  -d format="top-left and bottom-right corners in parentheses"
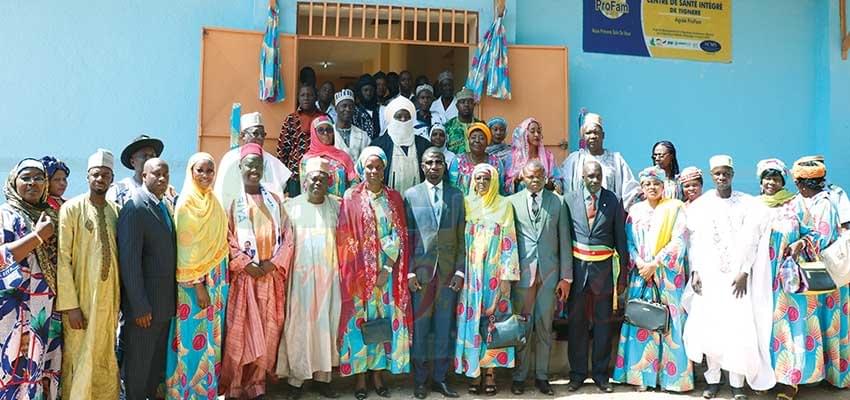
top-left (384, 96), bottom-right (416, 147)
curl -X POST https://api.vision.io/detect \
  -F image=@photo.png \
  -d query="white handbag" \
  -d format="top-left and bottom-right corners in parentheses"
top-left (822, 232), bottom-right (850, 287)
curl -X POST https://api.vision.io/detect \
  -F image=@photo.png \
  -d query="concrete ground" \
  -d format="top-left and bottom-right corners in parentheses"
top-left (263, 373), bottom-right (850, 400)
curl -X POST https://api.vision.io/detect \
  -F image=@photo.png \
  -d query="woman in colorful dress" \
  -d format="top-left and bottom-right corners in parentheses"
top-left (299, 116), bottom-right (358, 197)
top-left (505, 117), bottom-right (562, 194)
top-left (0, 158), bottom-right (62, 399)
top-left (448, 123), bottom-right (504, 196)
top-left (651, 141), bottom-right (683, 200)
top-left (40, 156), bottom-right (70, 211)
top-left (678, 166), bottom-right (703, 206)
top-left (220, 143), bottom-right (294, 400)
top-left (165, 152), bottom-right (230, 400)
top-left (454, 163), bottom-right (519, 396)
top-left (769, 157), bottom-right (848, 399)
top-left (613, 166), bottom-right (693, 393)
top-left (337, 147), bottom-right (412, 400)
top-left (485, 117), bottom-right (511, 170)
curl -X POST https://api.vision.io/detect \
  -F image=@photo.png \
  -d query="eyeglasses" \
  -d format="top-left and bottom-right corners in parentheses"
top-left (18, 176), bottom-right (46, 184)
top-left (652, 153), bottom-right (670, 159)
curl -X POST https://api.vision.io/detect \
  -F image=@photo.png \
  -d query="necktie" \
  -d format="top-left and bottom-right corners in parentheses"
top-left (531, 192), bottom-right (540, 218)
top-left (159, 201), bottom-right (173, 232)
top-left (433, 186), bottom-right (442, 222)
top-left (587, 192), bottom-right (597, 227)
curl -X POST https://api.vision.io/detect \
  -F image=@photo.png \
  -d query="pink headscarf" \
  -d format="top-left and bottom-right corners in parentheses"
top-left (303, 115), bottom-right (358, 181)
top-left (507, 117), bottom-right (556, 187)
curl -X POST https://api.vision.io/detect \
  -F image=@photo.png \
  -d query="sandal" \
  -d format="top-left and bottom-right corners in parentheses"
top-left (374, 386), bottom-right (390, 398)
top-left (468, 378), bottom-right (482, 395)
top-left (776, 384), bottom-right (798, 400)
top-left (483, 371), bottom-right (497, 396)
top-left (354, 388), bottom-right (368, 400)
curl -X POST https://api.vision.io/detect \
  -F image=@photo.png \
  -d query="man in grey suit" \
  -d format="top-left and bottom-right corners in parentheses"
top-left (562, 160), bottom-right (628, 393)
top-left (404, 148), bottom-right (465, 399)
top-left (117, 158), bottom-right (177, 400)
top-left (508, 160), bottom-right (573, 396)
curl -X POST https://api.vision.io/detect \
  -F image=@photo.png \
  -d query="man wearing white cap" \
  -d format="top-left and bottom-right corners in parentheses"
top-left (214, 111), bottom-right (293, 210)
top-left (333, 89), bottom-right (370, 162)
top-left (413, 84), bottom-right (443, 140)
top-left (56, 149), bottom-right (122, 399)
top-left (430, 70), bottom-right (458, 123)
top-left (276, 157), bottom-right (341, 399)
top-left (682, 155), bottom-right (775, 399)
top-left (560, 113), bottom-right (640, 210)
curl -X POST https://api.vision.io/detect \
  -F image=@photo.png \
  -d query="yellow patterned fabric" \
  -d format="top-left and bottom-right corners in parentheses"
top-left (175, 153), bottom-right (229, 283)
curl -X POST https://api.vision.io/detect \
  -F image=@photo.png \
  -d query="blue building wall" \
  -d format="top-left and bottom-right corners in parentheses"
top-left (516, 0), bottom-right (848, 192)
top-left (0, 0), bottom-right (846, 196)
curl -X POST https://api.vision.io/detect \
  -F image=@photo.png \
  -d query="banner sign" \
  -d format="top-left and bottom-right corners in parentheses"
top-left (583, 0), bottom-right (732, 63)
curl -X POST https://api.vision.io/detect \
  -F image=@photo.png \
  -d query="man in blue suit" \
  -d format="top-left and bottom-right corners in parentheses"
top-left (117, 158), bottom-right (177, 400)
top-left (404, 148), bottom-right (465, 399)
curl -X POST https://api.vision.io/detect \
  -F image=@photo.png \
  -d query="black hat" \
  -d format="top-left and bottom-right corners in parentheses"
top-left (120, 134), bottom-right (164, 169)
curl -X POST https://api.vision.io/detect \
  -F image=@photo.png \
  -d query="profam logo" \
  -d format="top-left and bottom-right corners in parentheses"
top-left (595, 0), bottom-right (630, 19)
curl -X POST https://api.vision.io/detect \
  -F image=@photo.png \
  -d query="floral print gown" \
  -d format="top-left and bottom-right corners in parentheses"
top-left (453, 212), bottom-right (520, 378)
top-left (613, 200), bottom-right (693, 392)
top-left (164, 257), bottom-right (229, 400)
top-left (770, 191), bottom-right (849, 388)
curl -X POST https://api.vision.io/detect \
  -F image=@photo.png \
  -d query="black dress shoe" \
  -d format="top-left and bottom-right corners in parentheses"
top-left (414, 384), bottom-right (428, 399)
top-left (431, 382), bottom-right (459, 398)
top-left (510, 380), bottom-right (525, 395)
top-left (595, 382), bottom-right (614, 393)
top-left (315, 382), bottom-right (339, 399)
top-left (566, 380), bottom-right (582, 392)
top-left (374, 385), bottom-right (391, 398)
top-left (286, 384), bottom-right (303, 400)
top-left (535, 379), bottom-right (554, 396)
top-left (731, 386), bottom-right (748, 400)
top-left (702, 383), bottom-right (720, 399)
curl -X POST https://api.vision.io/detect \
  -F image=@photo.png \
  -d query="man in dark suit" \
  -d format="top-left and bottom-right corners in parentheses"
top-left (403, 148), bottom-right (465, 399)
top-left (507, 160), bottom-right (573, 396)
top-left (117, 158), bottom-right (177, 400)
top-left (563, 160), bottom-right (628, 393)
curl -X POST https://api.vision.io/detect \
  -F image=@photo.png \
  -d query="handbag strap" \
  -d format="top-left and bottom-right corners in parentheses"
top-left (631, 268), bottom-right (662, 303)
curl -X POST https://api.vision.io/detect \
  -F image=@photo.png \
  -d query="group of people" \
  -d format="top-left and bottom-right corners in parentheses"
top-left (1, 67), bottom-right (849, 400)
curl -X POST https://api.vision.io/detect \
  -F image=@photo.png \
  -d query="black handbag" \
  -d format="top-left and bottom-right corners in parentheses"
top-left (800, 260), bottom-right (837, 294)
top-left (361, 318), bottom-right (393, 345)
top-left (623, 280), bottom-right (669, 333)
top-left (479, 314), bottom-right (529, 349)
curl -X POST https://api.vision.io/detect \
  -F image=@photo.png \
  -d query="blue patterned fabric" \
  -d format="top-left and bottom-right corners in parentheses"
top-left (465, 15), bottom-right (511, 101)
top-left (259, 0), bottom-right (285, 103)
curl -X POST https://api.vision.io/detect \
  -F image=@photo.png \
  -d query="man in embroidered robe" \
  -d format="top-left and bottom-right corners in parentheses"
top-left (57, 149), bottom-right (122, 399)
top-left (560, 113), bottom-right (640, 210)
top-left (682, 155), bottom-right (775, 399)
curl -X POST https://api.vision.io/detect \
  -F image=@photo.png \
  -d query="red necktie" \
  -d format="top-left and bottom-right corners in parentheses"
top-left (587, 193), bottom-right (597, 226)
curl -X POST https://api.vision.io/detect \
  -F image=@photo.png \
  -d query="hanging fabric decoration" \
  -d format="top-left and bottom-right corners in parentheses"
top-left (230, 103), bottom-right (242, 149)
top-left (259, 0), bottom-right (285, 103)
top-left (465, 10), bottom-right (511, 101)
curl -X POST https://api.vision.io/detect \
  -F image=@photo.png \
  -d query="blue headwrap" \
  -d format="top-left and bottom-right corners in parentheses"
top-left (639, 166), bottom-right (667, 183)
top-left (487, 116), bottom-right (507, 129)
top-left (356, 146), bottom-right (388, 180)
top-left (40, 156), bottom-right (70, 178)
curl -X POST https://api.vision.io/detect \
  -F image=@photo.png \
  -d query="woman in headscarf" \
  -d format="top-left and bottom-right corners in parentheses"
top-left (278, 84), bottom-right (326, 197)
top-left (429, 123), bottom-right (456, 167)
top-left (505, 117), bottom-right (562, 194)
top-left (485, 117), bottom-right (511, 170)
top-left (448, 123), bottom-right (505, 196)
top-left (678, 166), bottom-right (703, 206)
top-left (369, 96), bottom-right (431, 194)
top-left (354, 74), bottom-right (380, 140)
top-left (300, 116), bottom-right (358, 197)
top-left (336, 147), bottom-right (412, 400)
top-left (454, 163), bottom-right (519, 396)
top-left (651, 141), bottom-right (682, 200)
top-left (613, 166), bottom-right (693, 393)
top-left (220, 143), bottom-right (295, 400)
top-left (0, 159), bottom-right (62, 399)
top-left (165, 152), bottom-right (230, 399)
top-left (769, 158), bottom-right (849, 399)
top-left (40, 156), bottom-right (70, 211)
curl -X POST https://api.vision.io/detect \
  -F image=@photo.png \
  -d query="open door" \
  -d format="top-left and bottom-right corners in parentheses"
top-left (478, 45), bottom-right (569, 163)
top-left (198, 28), bottom-right (299, 160)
